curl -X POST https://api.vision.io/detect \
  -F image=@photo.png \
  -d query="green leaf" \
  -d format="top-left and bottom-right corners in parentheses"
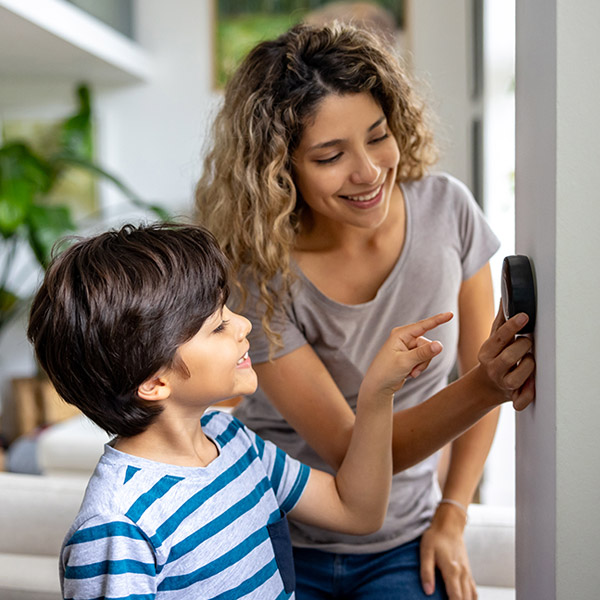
top-left (0, 287), bottom-right (18, 313)
top-left (0, 286), bottom-right (21, 332)
top-left (59, 84), bottom-right (93, 160)
top-left (26, 204), bottom-right (77, 267)
top-left (0, 143), bottom-right (53, 236)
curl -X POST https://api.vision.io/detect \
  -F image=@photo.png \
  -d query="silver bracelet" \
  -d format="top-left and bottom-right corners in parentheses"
top-left (439, 498), bottom-right (469, 522)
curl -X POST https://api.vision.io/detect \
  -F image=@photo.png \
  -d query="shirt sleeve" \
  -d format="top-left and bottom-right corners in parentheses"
top-left (448, 174), bottom-right (501, 280)
top-left (243, 421), bottom-right (310, 513)
top-left (61, 514), bottom-right (157, 600)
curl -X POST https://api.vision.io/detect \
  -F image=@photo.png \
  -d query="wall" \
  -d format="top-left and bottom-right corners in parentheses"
top-left (407, 0), bottom-right (473, 188)
top-left (96, 0), bottom-right (218, 222)
top-left (515, 0), bottom-right (600, 597)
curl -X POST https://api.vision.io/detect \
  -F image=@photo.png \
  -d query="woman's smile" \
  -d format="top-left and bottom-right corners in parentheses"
top-left (340, 183), bottom-right (385, 208)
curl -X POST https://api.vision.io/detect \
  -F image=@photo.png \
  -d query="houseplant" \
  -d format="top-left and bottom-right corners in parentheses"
top-left (0, 84), bottom-right (169, 339)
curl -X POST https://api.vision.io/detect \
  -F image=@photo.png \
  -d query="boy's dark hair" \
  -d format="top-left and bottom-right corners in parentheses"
top-left (27, 223), bottom-right (230, 438)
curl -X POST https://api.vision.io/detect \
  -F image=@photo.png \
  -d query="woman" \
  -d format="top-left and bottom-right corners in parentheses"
top-left (196, 23), bottom-right (534, 600)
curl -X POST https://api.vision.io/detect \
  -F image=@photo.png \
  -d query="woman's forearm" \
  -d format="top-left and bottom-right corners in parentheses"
top-left (391, 365), bottom-right (501, 473)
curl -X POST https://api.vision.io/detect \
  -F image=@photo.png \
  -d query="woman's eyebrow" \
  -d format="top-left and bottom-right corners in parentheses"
top-left (306, 115), bottom-right (387, 152)
top-left (368, 115), bottom-right (386, 132)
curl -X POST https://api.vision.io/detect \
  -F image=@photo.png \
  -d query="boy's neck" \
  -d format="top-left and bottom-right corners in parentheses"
top-left (114, 416), bottom-right (219, 468)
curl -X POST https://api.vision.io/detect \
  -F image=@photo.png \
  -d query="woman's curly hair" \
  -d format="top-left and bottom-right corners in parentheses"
top-left (196, 22), bottom-right (437, 353)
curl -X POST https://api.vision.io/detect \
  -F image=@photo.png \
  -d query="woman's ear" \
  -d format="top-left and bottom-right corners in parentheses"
top-left (137, 374), bottom-right (171, 402)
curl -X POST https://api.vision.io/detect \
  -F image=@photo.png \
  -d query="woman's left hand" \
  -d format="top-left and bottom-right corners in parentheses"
top-left (420, 504), bottom-right (477, 599)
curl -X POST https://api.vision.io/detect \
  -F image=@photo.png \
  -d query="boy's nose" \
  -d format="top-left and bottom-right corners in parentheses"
top-left (236, 314), bottom-right (252, 339)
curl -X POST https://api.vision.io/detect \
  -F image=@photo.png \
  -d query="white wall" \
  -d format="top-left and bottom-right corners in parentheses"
top-left (515, 0), bottom-right (600, 597)
top-left (97, 0), bottom-right (219, 222)
top-left (407, 0), bottom-right (473, 187)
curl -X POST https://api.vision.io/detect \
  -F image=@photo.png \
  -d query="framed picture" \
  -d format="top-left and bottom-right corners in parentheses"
top-left (214, 0), bottom-right (404, 89)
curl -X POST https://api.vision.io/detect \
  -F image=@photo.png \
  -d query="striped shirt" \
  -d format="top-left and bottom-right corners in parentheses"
top-left (60, 411), bottom-right (310, 599)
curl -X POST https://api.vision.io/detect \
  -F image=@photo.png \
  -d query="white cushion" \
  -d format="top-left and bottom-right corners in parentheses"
top-left (466, 504), bottom-right (515, 588)
top-left (0, 553), bottom-right (61, 600)
top-left (0, 473), bottom-right (87, 555)
top-left (478, 586), bottom-right (515, 600)
top-left (37, 415), bottom-right (109, 477)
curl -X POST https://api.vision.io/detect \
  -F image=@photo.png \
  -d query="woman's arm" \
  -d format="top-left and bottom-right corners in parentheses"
top-left (254, 303), bottom-right (533, 475)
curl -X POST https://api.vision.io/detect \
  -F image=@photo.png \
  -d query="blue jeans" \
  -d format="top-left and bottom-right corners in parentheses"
top-left (293, 537), bottom-right (448, 599)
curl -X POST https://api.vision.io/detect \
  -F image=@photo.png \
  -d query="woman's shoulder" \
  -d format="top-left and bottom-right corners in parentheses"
top-left (404, 171), bottom-right (475, 202)
top-left (403, 172), bottom-right (481, 222)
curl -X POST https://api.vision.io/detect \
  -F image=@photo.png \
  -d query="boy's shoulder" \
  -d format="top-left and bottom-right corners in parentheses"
top-left (201, 408), bottom-right (254, 445)
top-left (201, 407), bottom-right (238, 431)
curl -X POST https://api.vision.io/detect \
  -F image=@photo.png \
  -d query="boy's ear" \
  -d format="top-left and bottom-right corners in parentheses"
top-left (137, 374), bottom-right (171, 402)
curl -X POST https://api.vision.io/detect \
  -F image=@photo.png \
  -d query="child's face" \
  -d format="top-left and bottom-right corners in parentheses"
top-left (166, 306), bottom-right (257, 408)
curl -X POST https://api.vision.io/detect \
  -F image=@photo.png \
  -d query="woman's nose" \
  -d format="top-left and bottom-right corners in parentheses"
top-left (350, 151), bottom-right (380, 185)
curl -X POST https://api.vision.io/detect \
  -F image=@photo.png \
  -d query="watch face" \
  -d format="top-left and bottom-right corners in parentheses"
top-left (501, 255), bottom-right (536, 334)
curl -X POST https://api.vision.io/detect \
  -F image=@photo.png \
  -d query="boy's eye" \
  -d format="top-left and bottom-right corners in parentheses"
top-left (213, 320), bottom-right (229, 333)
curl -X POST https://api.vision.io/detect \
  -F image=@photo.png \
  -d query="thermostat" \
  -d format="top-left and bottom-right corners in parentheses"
top-left (501, 255), bottom-right (536, 334)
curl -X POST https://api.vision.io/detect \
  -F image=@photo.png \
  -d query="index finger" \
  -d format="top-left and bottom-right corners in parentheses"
top-left (397, 312), bottom-right (453, 345)
top-left (411, 312), bottom-right (454, 335)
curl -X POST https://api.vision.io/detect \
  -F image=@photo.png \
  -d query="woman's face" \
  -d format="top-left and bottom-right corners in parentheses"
top-left (292, 92), bottom-right (400, 231)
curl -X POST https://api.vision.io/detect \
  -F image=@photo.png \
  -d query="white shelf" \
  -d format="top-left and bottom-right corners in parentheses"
top-left (0, 0), bottom-right (153, 85)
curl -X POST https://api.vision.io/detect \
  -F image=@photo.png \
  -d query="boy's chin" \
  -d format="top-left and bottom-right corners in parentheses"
top-left (242, 381), bottom-right (259, 395)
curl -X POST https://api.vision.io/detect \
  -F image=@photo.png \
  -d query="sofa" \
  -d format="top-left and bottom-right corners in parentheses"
top-left (0, 472), bottom-right (88, 600)
top-left (0, 413), bottom-right (516, 599)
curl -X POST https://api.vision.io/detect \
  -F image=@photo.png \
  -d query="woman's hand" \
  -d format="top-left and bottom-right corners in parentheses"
top-left (420, 504), bottom-right (477, 599)
top-left (476, 302), bottom-right (536, 411)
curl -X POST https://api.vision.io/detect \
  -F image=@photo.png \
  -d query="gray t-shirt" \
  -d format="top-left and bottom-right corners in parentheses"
top-left (235, 173), bottom-right (500, 554)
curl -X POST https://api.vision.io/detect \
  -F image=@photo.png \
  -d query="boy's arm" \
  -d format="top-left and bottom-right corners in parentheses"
top-left (288, 313), bottom-right (451, 535)
top-left (62, 516), bottom-right (157, 599)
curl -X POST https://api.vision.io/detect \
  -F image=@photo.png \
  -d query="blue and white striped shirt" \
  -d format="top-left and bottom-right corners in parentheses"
top-left (60, 411), bottom-right (310, 599)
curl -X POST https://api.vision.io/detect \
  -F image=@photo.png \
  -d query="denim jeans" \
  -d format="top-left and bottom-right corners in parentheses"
top-left (293, 537), bottom-right (449, 599)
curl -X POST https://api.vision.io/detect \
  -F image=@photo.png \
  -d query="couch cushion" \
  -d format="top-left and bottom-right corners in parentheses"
top-left (0, 553), bottom-right (61, 600)
top-left (466, 504), bottom-right (515, 588)
top-left (37, 415), bottom-right (109, 477)
top-left (478, 586), bottom-right (515, 600)
top-left (0, 473), bottom-right (87, 555)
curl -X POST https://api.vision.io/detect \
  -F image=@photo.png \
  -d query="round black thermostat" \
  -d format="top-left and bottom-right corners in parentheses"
top-left (501, 255), bottom-right (536, 334)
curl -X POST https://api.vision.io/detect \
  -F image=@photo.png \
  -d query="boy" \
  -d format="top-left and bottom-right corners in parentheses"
top-left (27, 223), bottom-right (450, 599)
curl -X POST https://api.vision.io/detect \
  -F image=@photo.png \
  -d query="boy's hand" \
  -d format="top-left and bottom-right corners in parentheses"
top-left (363, 313), bottom-right (453, 398)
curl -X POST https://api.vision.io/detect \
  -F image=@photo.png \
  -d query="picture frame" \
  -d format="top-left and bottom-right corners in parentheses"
top-left (213, 0), bottom-right (404, 89)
